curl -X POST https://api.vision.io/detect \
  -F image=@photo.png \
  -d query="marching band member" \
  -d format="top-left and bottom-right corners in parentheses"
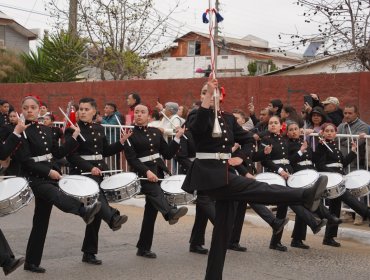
top-left (0, 118), bottom-right (28, 276)
top-left (314, 122), bottom-right (370, 247)
top-left (123, 104), bottom-right (188, 259)
top-left (260, 116), bottom-right (327, 252)
top-left (65, 97), bottom-right (130, 265)
top-left (15, 96), bottom-right (102, 273)
top-left (182, 78), bottom-right (328, 280)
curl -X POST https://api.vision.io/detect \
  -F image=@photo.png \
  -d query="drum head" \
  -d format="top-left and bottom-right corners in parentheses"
top-left (319, 172), bottom-right (343, 188)
top-left (0, 178), bottom-right (28, 200)
top-left (161, 175), bottom-right (186, 194)
top-left (59, 175), bottom-right (99, 196)
top-left (345, 170), bottom-right (370, 189)
top-left (255, 172), bottom-right (286, 186)
top-left (101, 172), bottom-right (138, 190)
top-left (287, 170), bottom-right (319, 189)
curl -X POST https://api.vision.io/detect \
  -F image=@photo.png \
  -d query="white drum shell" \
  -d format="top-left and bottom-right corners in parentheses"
top-left (100, 172), bottom-right (141, 202)
top-left (160, 175), bottom-right (196, 205)
top-left (319, 172), bottom-right (345, 199)
top-left (0, 177), bottom-right (33, 216)
top-left (59, 175), bottom-right (99, 206)
top-left (255, 172), bottom-right (286, 186)
top-left (287, 170), bottom-right (319, 189)
top-left (345, 170), bottom-right (370, 197)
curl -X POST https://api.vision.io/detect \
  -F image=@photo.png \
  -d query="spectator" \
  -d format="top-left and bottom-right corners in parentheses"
top-left (268, 99), bottom-right (283, 117)
top-left (38, 102), bottom-right (50, 123)
top-left (101, 102), bottom-right (123, 143)
top-left (157, 102), bottom-right (184, 140)
top-left (178, 105), bottom-right (189, 120)
top-left (281, 105), bottom-right (304, 128)
top-left (305, 106), bottom-right (328, 151)
top-left (322, 97), bottom-right (343, 127)
top-left (0, 100), bottom-right (10, 126)
top-left (126, 93), bottom-right (141, 125)
top-left (148, 109), bottom-right (162, 128)
top-left (232, 109), bottom-right (254, 131)
top-left (251, 108), bottom-right (273, 141)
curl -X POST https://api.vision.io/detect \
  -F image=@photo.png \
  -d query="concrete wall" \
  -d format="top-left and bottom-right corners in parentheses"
top-left (1, 72), bottom-right (370, 123)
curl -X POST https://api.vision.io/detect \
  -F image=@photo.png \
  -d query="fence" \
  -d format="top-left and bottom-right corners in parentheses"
top-left (54, 122), bottom-right (370, 209)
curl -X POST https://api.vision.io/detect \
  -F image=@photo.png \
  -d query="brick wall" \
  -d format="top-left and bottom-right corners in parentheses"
top-left (1, 72), bottom-right (370, 123)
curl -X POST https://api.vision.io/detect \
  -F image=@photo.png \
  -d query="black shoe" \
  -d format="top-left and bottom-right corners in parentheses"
top-left (189, 245), bottom-right (209, 254)
top-left (269, 242), bottom-right (288, 252)
top-left (312, 219), bottom-right (328, 234)
top-left (323, 238), bottom-right (341, 247)
top-left (83, 201), bottom-right (102, 225)
top-left (168, 207), bottom-right (188, 225)
top-left (3, 257), bottom-right (25, 276)
top-left (291, 240), bottom-right (310, 249)
top-left (24, 262), bottom-right (46, 273)
top-left (228, 243), bottom-right (247, 252)
top-left (111, 215), bottom-right (128, 231)
top-left (303, 176), bottom-right (328, 212)
top-left (328, 216), bottom-right (342, 225)
top-left (136, 249), bottom-right (157, 258)
top-left (272, 218), bottom-right (289, 235)
top-left (82, 253), bottom-right (102, 265)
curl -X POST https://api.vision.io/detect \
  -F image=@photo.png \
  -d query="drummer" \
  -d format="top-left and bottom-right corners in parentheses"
top-left (65, 97), bottom-right (131, 265)
top-left (14, 96), bottom-right (102, 273)
top-left (314, 122), bottom-right (370, 247)
top-left (123, 104), bottom-right (188, 259)
top-left (286, 121), bottom-right (342, 249)
top-left (260, 116), bottom-right (327, 252)
top-left (0, 117), bottom-right (28, 276)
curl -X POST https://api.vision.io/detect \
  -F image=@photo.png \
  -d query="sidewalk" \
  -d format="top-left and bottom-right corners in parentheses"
top-left (119, 198), bottom-right (370, 245)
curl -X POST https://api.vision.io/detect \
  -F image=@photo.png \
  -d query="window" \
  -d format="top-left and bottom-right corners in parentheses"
top-left (188, 41), bottom-right (201, 56)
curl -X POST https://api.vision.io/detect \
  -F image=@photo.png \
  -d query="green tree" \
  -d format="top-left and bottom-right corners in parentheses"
top-left (22, 32), bottom-right (87, 82)
top-left (247, 61), bottom-right (257, 76)
top-left (0, 50), bottom-right (27, 83)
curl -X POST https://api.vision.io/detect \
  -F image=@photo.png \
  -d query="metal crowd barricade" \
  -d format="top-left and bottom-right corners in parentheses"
top-left (54, 122), bottom-right (370, 209)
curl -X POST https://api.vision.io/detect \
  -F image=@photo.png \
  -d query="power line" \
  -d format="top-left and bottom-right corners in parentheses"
top-left (0, 3), bottom-right (51, 17)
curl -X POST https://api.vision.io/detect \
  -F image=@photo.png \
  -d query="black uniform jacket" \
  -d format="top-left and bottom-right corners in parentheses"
top-left (288, 138), bottom-right (315, 172)
top-left (182, 107), bottom-right (254, 192)
top-left (65, 120), bottom-right (125, 174)
top-left (123, 125), bottom-right (179, 177)
top-left (0, 130), bottom-right (21, 160)
top-left (176, 130), bottom-right (196, 174)
top-left (314, 139), bottom-right (356, 175)
top-left (14, 121), bottom-right (78, 180)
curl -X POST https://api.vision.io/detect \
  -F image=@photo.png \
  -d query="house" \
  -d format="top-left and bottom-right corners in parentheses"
top-left (0, 11), bottom-right (37, 54)
top-left (146, 31), bottom-right (303, 79)
top-left (263, 51), bottom-right (364, 76)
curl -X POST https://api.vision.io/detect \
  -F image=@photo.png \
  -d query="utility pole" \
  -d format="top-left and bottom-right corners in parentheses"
top-left (69, 0), bottom-right (78, 37)
top-left (214, 0), bottom-right (220, 74)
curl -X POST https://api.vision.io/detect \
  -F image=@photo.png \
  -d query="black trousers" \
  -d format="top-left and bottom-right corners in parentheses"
top-left (26, 181), bottom-right (81, 266)
top-left (0, 229), bottom-right (14, 267)
top-left (203, 173), bottom-right (305, 280)
top-left (325, 190), bottom-right (369, 238)
top-left (136, 181), bottom-right (172, 251)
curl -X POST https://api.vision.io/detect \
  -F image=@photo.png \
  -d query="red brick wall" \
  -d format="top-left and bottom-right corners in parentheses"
top-left (1, 72), bottom-right (370, 123)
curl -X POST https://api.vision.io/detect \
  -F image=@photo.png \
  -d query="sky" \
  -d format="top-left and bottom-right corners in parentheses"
top-left (0, 0), bottom-right (318, 52)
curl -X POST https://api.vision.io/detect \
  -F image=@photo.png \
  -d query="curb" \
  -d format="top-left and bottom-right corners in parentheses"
top-left (119, 198), bottom-right (370, 246)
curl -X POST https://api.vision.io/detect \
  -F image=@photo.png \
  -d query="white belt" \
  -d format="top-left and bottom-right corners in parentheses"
top-left (326, 163), bottom-right (343, 168)
top-left (297, 160), bottom-right (313, 166)
top-left (80, 154), bottom-right (103, 161)
top-left (189, 157), bottom-right (195, 162)
top-left (272, 159), bottom-right (290, 165)
top-left (196, 152), bottom-right (231, 160)
top-left (31, 153), bottom-right (53, 162)
top-left (138, 153), bottom-right (161, 162)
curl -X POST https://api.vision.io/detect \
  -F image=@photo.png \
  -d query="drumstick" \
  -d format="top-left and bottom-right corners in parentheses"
top-left (0, 175), bottom-right (16, 179)
top-left (303, 121), bottom-right (307, 142)
top-left (58, 107), bottom-right (86, 142)
top-left (81, 169), bottom-right (123, 175)
top-left (318, 136), bottom-right (334, 153)
top-left (160, 111), bottom-right (188, 140)
top-left (139, 178), bottom-right (182, 181)
top-left (114, 114), bottom-right (131, 146)
top-left (15, 112), bottom-right (27, 139)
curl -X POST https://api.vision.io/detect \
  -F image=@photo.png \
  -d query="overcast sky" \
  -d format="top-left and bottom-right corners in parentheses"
top-left (0, 0), bottom-right (317, 51)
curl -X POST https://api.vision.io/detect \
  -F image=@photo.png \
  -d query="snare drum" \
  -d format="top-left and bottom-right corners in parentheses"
top-left (318, 172), bottom-right (345, 199)
top-left (255, 172), bottom-right (286, 186)
top-left (0, 177), bottom-right (33, 216)
top-left (160, 175), bottom-right (196, 205)
top-left (287, 170), bottom-right (319, 189)
top-left (345, 170), bottom-right (370, 197)
top-left (100, 172), bottom-right (141, 202)
top-left (59, 175), bottom-right (99, 206)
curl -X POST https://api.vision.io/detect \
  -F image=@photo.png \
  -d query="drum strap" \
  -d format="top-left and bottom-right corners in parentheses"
top-left (326, 163), bottom-right (343, 168)
top-left (196, 152), bottom-right (231, 160)
top-left (138, 153), bottom-right (161, 162)
top-left (272, 159), bottom-right (290, 165)
top-left (80, 154), bottom-right (103, 160)
top-left (297, 160), bottom-right (313, 166)
top-left (31, 153), bottom-right (53, 162)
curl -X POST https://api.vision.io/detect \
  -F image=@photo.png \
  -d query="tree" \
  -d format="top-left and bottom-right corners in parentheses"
top-left (279, 1), bottom-right (370, 71)
top-left (247, 61), bottom-right (257, 76)
top-left (0, 50), bottom-right (27, 83)
top-left (22, 32), bottom-right (87, 82)
top-left (47, 0), bottom-right (180, 80)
